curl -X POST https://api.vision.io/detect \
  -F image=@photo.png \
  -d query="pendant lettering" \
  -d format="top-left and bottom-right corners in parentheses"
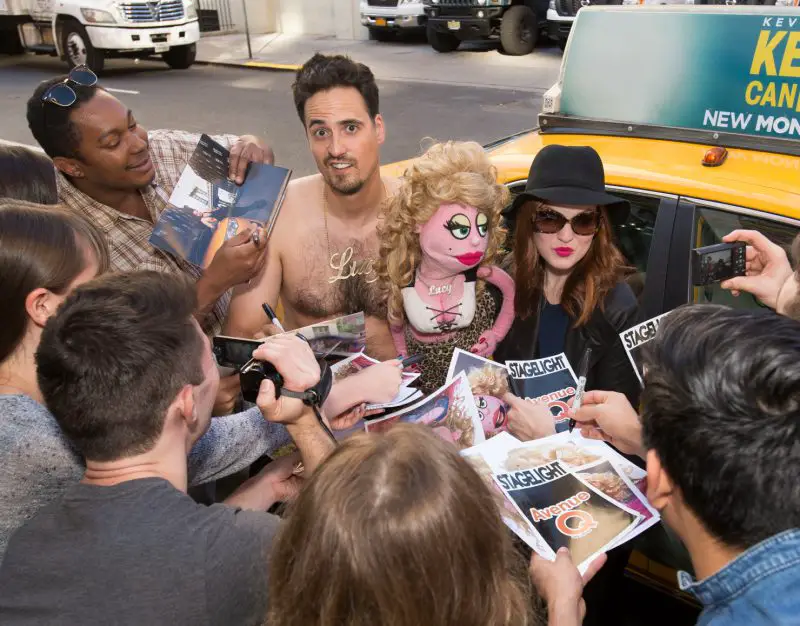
top-left (329, 246), bottom-right (378, 284)
top-left (428, 284), bottom-right (452, 296)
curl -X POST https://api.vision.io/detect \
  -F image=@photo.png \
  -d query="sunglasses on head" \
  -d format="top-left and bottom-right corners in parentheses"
top-left (532, 208), bottom-right (600, 236)
top-left (40, 65), bottom-right (98, 108)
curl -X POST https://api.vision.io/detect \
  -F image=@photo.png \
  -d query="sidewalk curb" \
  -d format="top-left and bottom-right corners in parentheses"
top-left (196, 59), bottom-right (302, 72)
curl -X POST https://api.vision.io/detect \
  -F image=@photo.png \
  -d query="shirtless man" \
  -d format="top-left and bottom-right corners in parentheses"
top-left (226, 53), bottom-right (398, 361)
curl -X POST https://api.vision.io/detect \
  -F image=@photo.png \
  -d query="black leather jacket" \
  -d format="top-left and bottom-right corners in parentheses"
top-left (494, 282), bottom-right (643, 408)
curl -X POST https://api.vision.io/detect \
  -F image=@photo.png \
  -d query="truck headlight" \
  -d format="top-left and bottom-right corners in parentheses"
top-left (81, 8), bottom-right (116, 23)
top-left (399, 0), bottom-right (418, 4)
top-left (185, 0), bottom-right (198, 18)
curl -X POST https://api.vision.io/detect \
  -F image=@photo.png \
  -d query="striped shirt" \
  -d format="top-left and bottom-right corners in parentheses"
top-left (57, 129), bottom-right (238, 335)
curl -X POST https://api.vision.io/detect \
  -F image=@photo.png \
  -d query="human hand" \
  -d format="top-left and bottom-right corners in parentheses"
top-left (503, 393), bottom-right (556, 441)
top-left (720, 229), bottom-right (792, 310)
top-left (253, 334), bottom-right (320, 424)
top-left (471, 330), bottom-right (498, 357)
top-left (228, 134), bottom-right (274, 184)
top-left (212, 373), bottom-right (241, 416)
top-left (529, 547), bottom-right (607, 623)
top-left (355, 359), bottom-right (403, 405)
top-left (205, 226), bottom-right (267, 291)
top-left (328, 403), bottom-right (384, 431)
top-left (566, 390), bottom-right (644, 458)
top-left (224, 452), bottom-right (303, 511)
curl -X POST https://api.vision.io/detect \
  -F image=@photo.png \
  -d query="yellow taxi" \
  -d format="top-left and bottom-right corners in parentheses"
top-left (383, 3), bottom-right (800, 606)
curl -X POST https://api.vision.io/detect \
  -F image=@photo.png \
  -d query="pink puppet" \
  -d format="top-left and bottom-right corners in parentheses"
top-left (376, 141), bottom-right (515, 394)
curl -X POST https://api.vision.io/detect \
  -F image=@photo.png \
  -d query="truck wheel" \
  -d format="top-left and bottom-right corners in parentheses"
top-left (61, 19), bottom-right (104, 73)
top-left (163, 43), bottom-right (197, 69)
top-left (500, 5), bottom-right (538, 56)
top-left (426, 25), bottom-right (460, 53)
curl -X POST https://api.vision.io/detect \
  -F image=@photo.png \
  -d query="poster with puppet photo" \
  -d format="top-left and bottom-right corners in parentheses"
top-left (364, 371), bottom-right (485, 450)
top-left (445, 349), bottom-right (511, 440)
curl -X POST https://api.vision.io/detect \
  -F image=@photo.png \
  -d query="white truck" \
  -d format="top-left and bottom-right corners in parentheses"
top-left (0, 0), bottom-right (200, 72)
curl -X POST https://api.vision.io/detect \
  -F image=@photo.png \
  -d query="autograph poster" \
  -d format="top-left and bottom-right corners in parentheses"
top-left (619, 312), bottom-right (672, 386)
top-left (445, 349), bottom-right (511, 439)
top-left (365, 372), bottom-right (485, 450)
top-left (505, 353), bottom-right (579, 432)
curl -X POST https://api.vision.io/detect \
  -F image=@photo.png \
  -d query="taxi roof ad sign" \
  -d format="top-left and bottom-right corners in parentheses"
top-left (559, 8), bottom-right (800, 142)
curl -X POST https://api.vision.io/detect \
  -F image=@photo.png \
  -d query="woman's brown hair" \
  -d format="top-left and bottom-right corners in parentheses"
top-left (512, 200), bottom-right (630, 325)
top-left (267, 424), bottom-right (544, 626)
top-left (0, 200), bottom-right (109, 362)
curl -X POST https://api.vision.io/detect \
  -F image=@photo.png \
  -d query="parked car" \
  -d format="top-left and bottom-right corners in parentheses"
top-left (360, 0), bottom-right (426, 41)
top-left (422, 0), bottom-right (549, 55)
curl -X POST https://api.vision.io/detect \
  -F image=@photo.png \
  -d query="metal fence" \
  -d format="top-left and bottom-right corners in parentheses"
top-left (197, 0), bottom-right (235, 32)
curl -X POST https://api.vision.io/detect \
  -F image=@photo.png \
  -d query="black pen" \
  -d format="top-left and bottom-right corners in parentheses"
top-left (569, 347), bottom-right (592, 434)
top-left (400, 354), bottom-right (424, 368)
top-left (262, 303), bottom-right (285, 333)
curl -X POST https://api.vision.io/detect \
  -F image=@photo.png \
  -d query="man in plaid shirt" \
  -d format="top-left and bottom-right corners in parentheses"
top-left (26, 73), bottom-right (272, 341)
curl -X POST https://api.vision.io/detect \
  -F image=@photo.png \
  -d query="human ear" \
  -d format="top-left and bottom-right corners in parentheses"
top-left (645, 449), bottom-right (674, 512)
top-left (24, 288), bottom-right (61, 328)
top-left (53, 156), bottom-right (84, 179)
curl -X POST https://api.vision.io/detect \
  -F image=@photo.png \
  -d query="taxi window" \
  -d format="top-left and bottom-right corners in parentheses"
top-left (691, 205), bottom-right (799, 310)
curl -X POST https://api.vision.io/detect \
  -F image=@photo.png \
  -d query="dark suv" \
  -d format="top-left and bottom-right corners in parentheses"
top-left (422, 0), bottom-right (549, 55)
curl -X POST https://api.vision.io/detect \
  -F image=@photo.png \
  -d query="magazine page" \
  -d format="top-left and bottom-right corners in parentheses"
top-left (619, 311), bottom-right (672, 386)
top-left (461, 432), bottom-right (553, 557)
top-left (149, 134), bottom-right (291, 268)
top-left (494, 459), bottom-right (642, 574)
top-left (330, 353), bottom-right (423, 411)
top-left (505, 353), bottom-right (579, 433)
top-left (364, 371), bottom-right (485, 450)
top-left (285, 312), bottom-right (367, 358)
top-left (445, 348), bottom-right (512, 440)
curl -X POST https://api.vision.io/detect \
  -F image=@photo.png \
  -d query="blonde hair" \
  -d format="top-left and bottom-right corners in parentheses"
top-left (376, 140), bottom-right (510, 325)
top-left (267, 424), bottom-right (543, 626)
top-left (467, 363), bottom-right (510, 397)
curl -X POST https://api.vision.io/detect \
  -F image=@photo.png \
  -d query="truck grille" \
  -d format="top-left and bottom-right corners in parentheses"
top-left (119, 0), bottom-right (185, 23)
top-left (367, 0), bottom-right (399, 6)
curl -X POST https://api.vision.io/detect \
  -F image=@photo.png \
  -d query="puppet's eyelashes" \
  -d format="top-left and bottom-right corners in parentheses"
top-left (445, 213), bottom-right (472, 239)
top-left (477, 213), bottom-right (488, 237)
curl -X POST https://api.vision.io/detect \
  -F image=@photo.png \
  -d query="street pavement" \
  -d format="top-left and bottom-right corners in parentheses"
top-left (0, 52), bottom-right (550, 177)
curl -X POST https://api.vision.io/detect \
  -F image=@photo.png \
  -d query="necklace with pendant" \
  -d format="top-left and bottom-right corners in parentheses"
top-left (322, 180), bottom-right (387, 284)
top-left (416, 271), bottom-right (456, 296)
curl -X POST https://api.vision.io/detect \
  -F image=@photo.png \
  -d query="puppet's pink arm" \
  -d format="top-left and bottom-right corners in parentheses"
top-left (390, 324), bottom-right (409, 357)
top-left (479, 265), bottom-right (515, 340)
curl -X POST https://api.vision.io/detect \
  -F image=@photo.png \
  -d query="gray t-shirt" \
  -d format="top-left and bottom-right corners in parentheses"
top-left (0, 478), bottom-right (279, 625)
top-left (0, 394), bottom-right (291, 561)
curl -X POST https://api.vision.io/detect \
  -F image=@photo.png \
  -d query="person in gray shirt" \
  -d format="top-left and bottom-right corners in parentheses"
top-left (0, 270), bottom-right (335, 625)
top-left (0, 200), bottom-right (292, 560)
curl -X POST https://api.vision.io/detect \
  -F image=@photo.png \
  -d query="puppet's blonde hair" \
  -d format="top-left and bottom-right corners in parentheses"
top-left (376, 140), bottom-right (509, 326)
top-left (467, 364), bottom-right (510, 397)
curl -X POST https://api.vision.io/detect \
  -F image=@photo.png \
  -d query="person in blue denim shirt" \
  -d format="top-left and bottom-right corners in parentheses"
top-left (566, 304), bottom-right (800, 625)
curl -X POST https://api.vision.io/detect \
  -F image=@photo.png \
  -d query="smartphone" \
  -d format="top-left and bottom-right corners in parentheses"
top-left (212, 335), bottom-right (265, 371)
top-left (691, 242), bottom-right (746, 286)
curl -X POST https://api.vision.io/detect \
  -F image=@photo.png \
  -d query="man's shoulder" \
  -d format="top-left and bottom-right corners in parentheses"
top-left (284, 173), bottom-right (322, 207)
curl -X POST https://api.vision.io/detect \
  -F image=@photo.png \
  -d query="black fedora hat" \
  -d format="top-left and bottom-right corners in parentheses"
top-left (504, 145), bottom-right (629, 217)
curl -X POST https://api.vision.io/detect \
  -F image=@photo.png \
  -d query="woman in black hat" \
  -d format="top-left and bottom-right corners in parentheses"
top-left (495, 144), bottom-right (644, 626)
top-left (495, 144), bottom-right (642, 437)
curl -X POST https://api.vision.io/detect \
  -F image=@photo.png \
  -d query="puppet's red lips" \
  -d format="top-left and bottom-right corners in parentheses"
top-left (456, 252), bottom-right (483, 266)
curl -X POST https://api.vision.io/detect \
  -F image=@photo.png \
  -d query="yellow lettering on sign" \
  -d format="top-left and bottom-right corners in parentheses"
top-left (761, 81), bottom-right (778, 106)
top-left (745, 80), bottom-right (764, 104)
top-left (778, 82), bottom-right (797, 109)
top-left (750, 30), bottom-right (787, 76)
top-left (778, 32), bottom-right (800, 78)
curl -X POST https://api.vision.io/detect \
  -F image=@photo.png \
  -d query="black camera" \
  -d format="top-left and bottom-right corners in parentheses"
top-left (238, 356), bottom-right (333, 406)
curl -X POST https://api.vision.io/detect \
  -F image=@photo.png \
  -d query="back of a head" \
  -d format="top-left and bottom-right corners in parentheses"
top-left (27, 76), bottom-right (100, 160)
top-left (36, 270), bottom-right (205, 462)
top-left (267, 424), bottom-right (537, 626)
top-left (0, 144), bottom-right (58, 204)
top-left (291, 53), bottom-right (379, 122)
top-left (641, 304), bottom-right (800, 549)
top-left (0, 199), bottom-right (108, 363)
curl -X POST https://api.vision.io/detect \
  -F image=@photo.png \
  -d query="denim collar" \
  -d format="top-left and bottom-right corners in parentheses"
top-left (678, 529), bottom-right (800, 608)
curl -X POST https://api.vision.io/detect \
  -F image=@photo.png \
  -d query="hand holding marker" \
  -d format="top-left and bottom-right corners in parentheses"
top-left (569, 348), bottom-right (592, 434)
